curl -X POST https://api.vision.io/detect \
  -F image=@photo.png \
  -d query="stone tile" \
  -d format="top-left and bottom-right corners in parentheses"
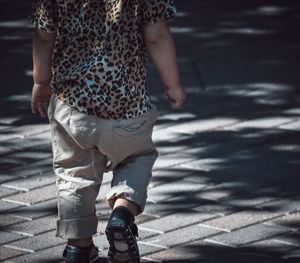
top-left (0, 159), bottom-right (53, 182)
top-left (142, 224), bottom-right (221, 248)
top-left (200, 210), bottom-right (283, 232)
top-left (0, 230), bottom-right (27, 245)
top-left (1, 171), bottom-right (55, 192)
top-left (223, 195), bottom-right (278, 210)
top-left (2, 184), bottom-right (56, 206)
top-left (152, 153), bottom-right (196, 171)
top-left (225, 117), bottom-right (295, 130)
top-left (243, 239), bottom-right (296, 257)
top-left (206, 223), bottom-right (294, 248)
top-left (94, 233), bottom-right (109, 250)
top-left (140, 211), bottom-right (216, 233)
top-left (279, 119), bottom-right (300, 131)
top-left (10, 243), bottom-right (66, 263)
top-left (272, 231), bottom-right (300, 247)
top-left (144, 196), bottom-right (210, 217)
top-left (135, 213), bottom-right (159, 225)
top-left (0, 246), bottom-right (28, 261)
top-left (95, 182), bottom-right (111, 200)
top-left (147, 180), bottom-right (206, 203)
top-left (0, 186), bottom-right (21, 198)
top-left (283, 248), bottom-right (300, 260)
top-left (5, 215), bottom-right (56, 236)
top-left (193, 200), bottom-right (234, 216)
top-left (146, 239), bottom-right (229, 262)
top-left (4, 230), bottom-right (65, 253)
top-left (150, 168), bottom-right (196, 188)
top-left (259, 199), bottom-right (300, 214)
top-left (8, 199), bottom-right (57, 220)
top-left (95, 199), bottom-right (111, 217)
top-left (265, 212), bottom-right (300, 229)
top-left (138, 242), bottom-right (165, 257)
top-left (0, 215), bottom-right (26, 229)
top-left (165, 118), bottom-right (239, 134)
top-left (0, 200), bottom-right (23, 213)
top-left (138, 228), bottom-right (161, 240)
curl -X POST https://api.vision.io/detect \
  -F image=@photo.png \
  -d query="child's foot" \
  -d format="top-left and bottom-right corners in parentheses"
top-left (63, 243), bottom-right (99, 263)
top-left (105, 206), bottom-right (140, 263)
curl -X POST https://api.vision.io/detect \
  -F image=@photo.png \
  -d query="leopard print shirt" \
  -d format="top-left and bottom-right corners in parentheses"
top-left (31, 0), bottom-right (177, 119)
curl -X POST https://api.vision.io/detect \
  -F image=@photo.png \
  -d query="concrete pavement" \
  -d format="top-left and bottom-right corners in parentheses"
top-left (1, 0), bottom-right (300, 262)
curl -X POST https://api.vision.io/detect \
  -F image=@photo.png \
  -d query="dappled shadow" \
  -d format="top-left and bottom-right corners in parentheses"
top-left (0, 0), bottom-right (300, 262)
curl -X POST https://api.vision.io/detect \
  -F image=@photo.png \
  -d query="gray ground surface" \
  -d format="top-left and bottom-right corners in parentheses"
top-left (0, 0), bottom-right (300, 262)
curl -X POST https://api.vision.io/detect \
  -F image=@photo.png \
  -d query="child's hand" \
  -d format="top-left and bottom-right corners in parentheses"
top-left (31, 83), bottom-right (53, 118)
top-left (166, 85), bottom-right (187, 110)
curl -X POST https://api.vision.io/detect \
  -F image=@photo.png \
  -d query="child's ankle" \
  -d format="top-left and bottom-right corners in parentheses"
top-left (67, 237), bottom-right (93, 248)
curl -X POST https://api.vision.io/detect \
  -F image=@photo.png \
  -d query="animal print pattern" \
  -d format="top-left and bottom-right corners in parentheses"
top-left (31, 0), bottom-right (177, 119)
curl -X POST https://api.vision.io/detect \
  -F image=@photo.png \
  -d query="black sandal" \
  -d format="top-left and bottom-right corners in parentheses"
top-left (105, 206), bottom-right (140, 263)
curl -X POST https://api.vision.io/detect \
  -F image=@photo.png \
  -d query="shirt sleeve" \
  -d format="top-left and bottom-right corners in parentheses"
top-left (30, 0), bottom-right (58, 33)
top-left (141, 0), bottom-right (178, 27)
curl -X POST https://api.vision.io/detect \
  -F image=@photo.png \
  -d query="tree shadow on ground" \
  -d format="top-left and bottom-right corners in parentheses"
top-left (0, 0), bottom-right (300, 262)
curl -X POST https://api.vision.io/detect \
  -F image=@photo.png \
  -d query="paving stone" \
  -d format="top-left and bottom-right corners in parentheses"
top-left (150, 168), bottom-right (196, 188)
top-left (194, 183), bottom-right (237, 201)
top-left (223, 194), bottom-right (278, 210)
top-left (10, 243), bottom-right (66, 263)
top-left (94, 233), bottom-right (109, 250)
top-left (0, 246), bottom-right (28, 261)
top-left (2, 184), bottom-right (56, 206)
top-left (152, 153), bottom-right (196, 171)
top-left (178, 158), bottom-right (226, 172)
top-left (192, 199), bottom-right (234, 216)
top-left (95, 182), bottom-right (111, 200)
top-left (200, 210), bottom-right (284, 232)
top-left (279, 119), bottom-right (300, 131)
top-left (4, 230), bottom-right (65, 253)
top-left (141, 224), bottom-right (221, 248)
top-left (140, 211), bottom-right (216, 233)
top-left (0, 186), bottom-right (21, 198)
top-left (135, 213), bottom-right (159, 225)
top-left (265, 212), bottom-right (300, 229)
top-left (0, 159), bottom-right (53, 182)
top-left (5, 215), bottom-right (56, 236)
top-left (1, 171), bottom-right (55, 192)
top-left (8, 199), bottom-right (57, 220)
top-left (259, 199), bottom-right (300, 214)
top-left (164, 118), bottom-right (239, 134)
top-left (139, 244), bottom-right (165, 258)
top-left (138, 228), bottom-right (162, 240)
top-left (0, 200), bottom-right (23, 213)
top-left (283, 248), bottom-right (300, 260)
top-left (0, 215), bottom-right (26, 229)
top-left (0, 230), bottom-right (28, 245)
top-left (144, 196), bottom-right (211, 217)
top-left (146, 239), bottom-right (229, 262)
top-left (224, 117), bottom-right (295, 130)
top-left (243, 239), bottom-right (296, 257)
top-left (95, 197), bottom-right (111, 213)
top-left (205, 223), bottom-right (294, 248)
top-left (147, 180), bottom-right (206, 203)
top-left (0, 124), bottom-right (50, 142)
top-left (272, 231), bottom-right (300, 248)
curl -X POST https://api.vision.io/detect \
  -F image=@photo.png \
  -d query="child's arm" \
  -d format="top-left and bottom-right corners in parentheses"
top-left (32, 28), bottom-right (56, 118)
top-left (143, 19), bottom-right (186, 109)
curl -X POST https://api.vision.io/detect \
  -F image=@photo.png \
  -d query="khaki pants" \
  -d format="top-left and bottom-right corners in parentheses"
top-left (48, 95), bottom-right (158, 239)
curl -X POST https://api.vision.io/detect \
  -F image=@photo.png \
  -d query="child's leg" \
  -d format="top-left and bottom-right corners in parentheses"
top-left (50, 98), bottom-right (106, 248)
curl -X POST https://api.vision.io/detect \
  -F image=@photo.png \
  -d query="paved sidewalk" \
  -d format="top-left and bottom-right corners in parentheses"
top-left (1, 0), bottom-right (300, 262)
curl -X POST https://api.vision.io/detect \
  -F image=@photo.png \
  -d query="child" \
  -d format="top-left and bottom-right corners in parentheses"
top-left (31, 0), bottom-right (186, 262)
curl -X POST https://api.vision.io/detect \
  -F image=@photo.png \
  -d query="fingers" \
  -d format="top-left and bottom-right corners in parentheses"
top-left (32, 101), bottom-right (49, 118)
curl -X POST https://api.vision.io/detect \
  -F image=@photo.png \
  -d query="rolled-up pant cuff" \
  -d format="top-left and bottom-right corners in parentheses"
top-left (56, 215), bottom-right (98, 239)
top-left (106, 185), bottom-right (147, 215)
